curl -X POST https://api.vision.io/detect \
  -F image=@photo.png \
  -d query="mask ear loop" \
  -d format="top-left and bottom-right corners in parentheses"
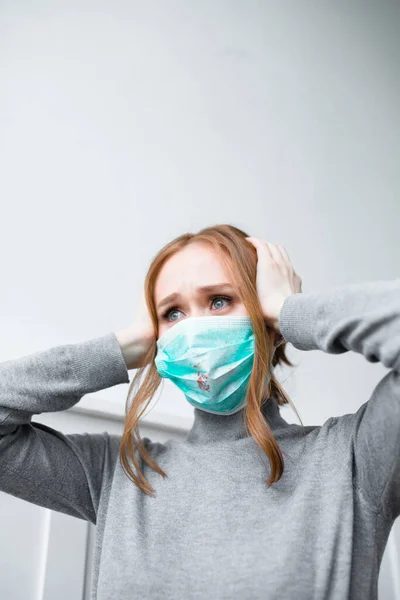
top-left (273, 334), bottom-right (285, 350)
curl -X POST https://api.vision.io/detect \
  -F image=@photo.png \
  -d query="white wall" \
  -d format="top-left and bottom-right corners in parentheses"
top-left (0, 1), bottom-right (399, 597)
top-left (0, 0), bottom-right (399, 425)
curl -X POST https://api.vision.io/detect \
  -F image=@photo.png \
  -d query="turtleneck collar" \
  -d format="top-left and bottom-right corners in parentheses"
top-left (184, 397), bottom-right (290, 444)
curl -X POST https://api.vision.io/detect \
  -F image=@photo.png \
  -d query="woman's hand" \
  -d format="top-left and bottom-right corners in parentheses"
top-left (115, 289), bottom-right (156, 369)
top-left (245, 237), bottom-right (303, 334)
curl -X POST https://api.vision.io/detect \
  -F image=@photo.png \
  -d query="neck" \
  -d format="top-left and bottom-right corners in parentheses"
top-left (184, 397), bottom-right (290, 444)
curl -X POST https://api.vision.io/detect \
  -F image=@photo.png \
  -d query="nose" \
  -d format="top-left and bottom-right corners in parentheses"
top-left (184, 299), bottom-right (217, 318)
top-left (188, 307), bottom-right (210, 318)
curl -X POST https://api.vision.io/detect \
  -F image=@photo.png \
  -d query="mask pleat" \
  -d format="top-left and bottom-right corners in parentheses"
top-left (154, 316), bottom-right (259, 415)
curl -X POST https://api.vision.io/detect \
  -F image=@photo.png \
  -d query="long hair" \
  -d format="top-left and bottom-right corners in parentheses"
top-left (119, 224), bottom-right (303, 497)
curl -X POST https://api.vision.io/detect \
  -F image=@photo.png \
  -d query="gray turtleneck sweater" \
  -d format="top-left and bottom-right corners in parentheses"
top-left (1, 278), bottom-right (400, 600)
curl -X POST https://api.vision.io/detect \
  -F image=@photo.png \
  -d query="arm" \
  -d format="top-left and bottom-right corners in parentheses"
top-left (0, 332), bottom-right (130, 524)
top-left (278, 278), bottom-right (400, 522)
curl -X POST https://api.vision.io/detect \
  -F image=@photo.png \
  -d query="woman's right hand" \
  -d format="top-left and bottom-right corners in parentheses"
top-left (115, 289), bottom-right (156, 370)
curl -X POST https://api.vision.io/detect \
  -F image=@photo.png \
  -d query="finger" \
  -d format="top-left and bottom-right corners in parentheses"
top-left (264, 241), bottom-right (285, 266)
top-left (245, 237), bottom-right (272, 265)
top-left (246, 238), bottom-right (283, 268)
top-left (276, 244), bottom-right (295, 269)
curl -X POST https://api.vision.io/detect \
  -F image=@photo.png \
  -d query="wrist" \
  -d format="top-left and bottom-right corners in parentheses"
top-left (115, 326), bottom-right (154, 370)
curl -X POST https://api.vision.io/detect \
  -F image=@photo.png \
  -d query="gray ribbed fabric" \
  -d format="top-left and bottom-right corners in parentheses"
top-left (1, 278), bottom-right (399, 600)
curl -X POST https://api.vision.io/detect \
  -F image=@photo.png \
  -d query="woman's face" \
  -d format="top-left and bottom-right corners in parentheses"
top-left (154, 242), bottom-right (249, 339)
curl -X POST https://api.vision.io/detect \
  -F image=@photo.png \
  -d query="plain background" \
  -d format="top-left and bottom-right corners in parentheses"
top-left (0, 1), bottom-right (399, 428)
top-left (0, 1), bottom-right (399, 597)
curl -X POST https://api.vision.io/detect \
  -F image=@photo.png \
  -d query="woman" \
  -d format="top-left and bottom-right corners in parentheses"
top-left (0, 223), bottom-right (399, 600)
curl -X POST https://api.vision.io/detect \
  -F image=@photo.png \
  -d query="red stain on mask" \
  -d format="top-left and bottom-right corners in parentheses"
top-left (197, 372), bottom-right (210, 392)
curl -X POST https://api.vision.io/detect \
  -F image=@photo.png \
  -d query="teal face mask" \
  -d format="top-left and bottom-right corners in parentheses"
top-left (154, 315), bottom-right (258, 416)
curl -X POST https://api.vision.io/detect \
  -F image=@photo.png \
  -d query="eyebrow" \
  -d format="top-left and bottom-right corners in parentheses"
top-left (157, 283), bottom-right (235, 311)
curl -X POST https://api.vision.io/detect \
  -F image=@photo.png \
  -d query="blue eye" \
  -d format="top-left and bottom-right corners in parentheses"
top-left (161, 307), bottom-right (182, 322)
top-left (212, 297), bottom-right (231, 310)
top-left (168, 310), bottom-right (181, 322)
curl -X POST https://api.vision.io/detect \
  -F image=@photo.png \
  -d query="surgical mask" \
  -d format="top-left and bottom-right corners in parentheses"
top-left (154, 315), bottom-right (259, 416)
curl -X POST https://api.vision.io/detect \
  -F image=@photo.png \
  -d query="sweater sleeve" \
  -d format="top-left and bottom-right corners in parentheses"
top-left (278, 278), bottom-right (400, 523)
top-left (0, 332), bottom-right (130, 525)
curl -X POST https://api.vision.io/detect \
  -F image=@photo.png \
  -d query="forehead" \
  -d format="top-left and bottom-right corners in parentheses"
top-left (154, 242), bottom-right (231, 300)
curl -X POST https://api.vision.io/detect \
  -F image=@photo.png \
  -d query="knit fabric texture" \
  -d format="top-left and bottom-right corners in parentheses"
top-left (1, 278), bottom-right (399, 599)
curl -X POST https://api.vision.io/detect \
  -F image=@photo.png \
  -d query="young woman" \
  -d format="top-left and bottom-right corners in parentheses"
top-left (0, 223), bottom-right (399, 600)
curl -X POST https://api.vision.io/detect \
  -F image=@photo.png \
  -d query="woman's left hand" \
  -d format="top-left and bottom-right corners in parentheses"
top-left (245, 237), bottom-right (303, 334)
